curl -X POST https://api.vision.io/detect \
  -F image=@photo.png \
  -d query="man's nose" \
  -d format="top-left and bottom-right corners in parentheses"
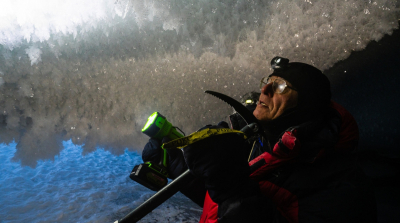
top-left (261, 82), bottom-right (274, 98)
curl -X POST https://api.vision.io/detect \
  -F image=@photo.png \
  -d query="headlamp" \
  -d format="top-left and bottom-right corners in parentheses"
top-left (270, 56), bottom-right (289, 69)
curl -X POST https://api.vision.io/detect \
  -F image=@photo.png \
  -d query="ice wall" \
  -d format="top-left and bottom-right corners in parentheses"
top-left (0, 0), bottom-right (399, 167)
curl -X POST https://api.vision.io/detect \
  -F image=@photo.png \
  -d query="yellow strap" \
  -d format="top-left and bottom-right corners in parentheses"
top-left (162, 128), bottom-right (247, 149)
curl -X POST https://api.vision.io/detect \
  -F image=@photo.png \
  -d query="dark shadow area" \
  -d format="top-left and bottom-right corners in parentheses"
top-left (325, 22), bottom-right (400, 223)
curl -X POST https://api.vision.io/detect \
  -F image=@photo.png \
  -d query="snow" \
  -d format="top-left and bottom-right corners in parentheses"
top-left (0, 1), bottom-right (399, 220)
top-left (25, 46), bottom-right (42, 65)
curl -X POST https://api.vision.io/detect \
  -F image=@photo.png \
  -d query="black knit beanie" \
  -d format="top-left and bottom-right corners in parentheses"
top-left (270, 57), bottom-right (331, 108)
top-left (262, 57), bottom-right (332, 147)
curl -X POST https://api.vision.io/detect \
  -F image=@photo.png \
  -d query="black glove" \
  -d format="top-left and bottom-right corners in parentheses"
top-left (229, 113), bottom-right (248, 130)
top-left (229, 104), bottom-right (257, 130)
top-left (142, 137), bottom-right (187, 179)
top-left (182, 124), bottom-right (251, 204)
top-left (182, 124), bottom-right (271, 222)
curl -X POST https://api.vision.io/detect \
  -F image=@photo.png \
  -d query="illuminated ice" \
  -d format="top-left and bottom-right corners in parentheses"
top-left (0, 1), bottom-right (398, 221)
top-left (0, 0), bottom-right (398, 170)
top-left (25, 46), bottom-right (42, 65)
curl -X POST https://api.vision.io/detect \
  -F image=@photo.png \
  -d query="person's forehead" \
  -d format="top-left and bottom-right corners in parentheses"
top-left (268, 75), bottom-right (285, 81)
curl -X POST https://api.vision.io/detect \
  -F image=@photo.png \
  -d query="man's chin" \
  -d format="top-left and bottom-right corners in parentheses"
top-left (253, 110), bottom-right (271, 124)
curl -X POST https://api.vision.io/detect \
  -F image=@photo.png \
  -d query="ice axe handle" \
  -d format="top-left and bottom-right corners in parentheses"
top-left (117, 169), bottom-right (194, 223)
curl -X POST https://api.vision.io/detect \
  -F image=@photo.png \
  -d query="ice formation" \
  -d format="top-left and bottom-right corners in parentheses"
top-left (0, 141), bottom-right (201, 222)
top-left (0, 0), bottom-right (399, 166)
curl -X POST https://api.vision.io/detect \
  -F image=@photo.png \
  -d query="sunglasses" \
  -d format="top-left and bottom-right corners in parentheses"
top-left (259, 77), bottom-right (297, 94)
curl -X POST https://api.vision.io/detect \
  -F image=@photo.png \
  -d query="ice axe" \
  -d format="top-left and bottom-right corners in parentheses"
top-left (116, 90), bottom-right (267, 223)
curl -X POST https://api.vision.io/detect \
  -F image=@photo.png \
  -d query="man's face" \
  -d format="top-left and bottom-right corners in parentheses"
top-left (253, 76), bottom-right (298, 123)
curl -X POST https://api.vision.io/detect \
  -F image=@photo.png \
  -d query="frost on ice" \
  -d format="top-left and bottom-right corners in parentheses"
top-left (0, 0), bottom-right (399, 166)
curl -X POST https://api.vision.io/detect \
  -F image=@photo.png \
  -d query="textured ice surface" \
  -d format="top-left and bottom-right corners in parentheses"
top-left (25, 46), bottom-right (42, 65)
top-left (0, 141), bottom-right (200, 222)
top-left (0, 0), bottom-right (399, 166)
top-left (0, 1), bottom-right (399, 221)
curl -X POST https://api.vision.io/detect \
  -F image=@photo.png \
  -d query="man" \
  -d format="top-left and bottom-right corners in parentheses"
top-left (142, 57), bottom-right (377, 222)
